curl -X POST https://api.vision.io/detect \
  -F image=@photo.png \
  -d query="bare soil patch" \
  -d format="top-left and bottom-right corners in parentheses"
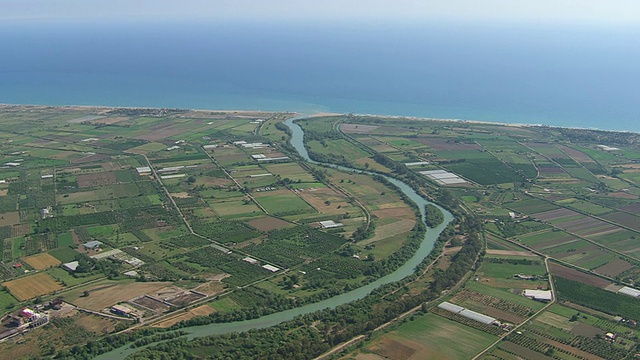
top-left (73, 281), bottom-right (171, 310)
top-left (416, 137), bottom-right (480, 151)
top-left (77, 171), bottom-right (117, 188)
top-left (0, 212), bottom-right (20, 226)
top-left (372, 207), bottom-right (414, 218)
top-left (71, 153), bottom-right (110, 164)
top-left (593, 258), bottom-right (635, 277)
top-left (22, 253), bottom-right (61, 270)
top-left (0, 189), bottom-right (7, 197)
top-left (372, 338), bottom-right (416, 360)
top-left (486, 249), bottom-right (537, 257)
top-left (131, 295), bottom-right (170, 312)
top-left (192, 281), bottom-right (225, 296)
top-left (340, 123), bottom-right (380, 134)
top-left (167, 291), bottom-right (206, 306)
top-left (549, 263), bottom-right (611, 288)
top-left (248, 216), bottom-right (292, 231)
top-left (154, 305), bottom-right (216, 328)
top-left (74, 313), bottom-right (117, 334)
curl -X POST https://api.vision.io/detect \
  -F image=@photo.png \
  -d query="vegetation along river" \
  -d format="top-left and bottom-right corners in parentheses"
top-left (98, 116), bottom-right (453, 359)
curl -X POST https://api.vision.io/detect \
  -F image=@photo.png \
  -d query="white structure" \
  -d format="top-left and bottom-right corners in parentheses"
top-left (319, 220), bottom-right (344, 229)
top-left (459, 309), bottom-right (497, 325)
top-left (202, 144), bottom-right (217, 149)
top-left (523, 289), bottom-right (553, 302)
top-left (618, 286), bottom-right (640, 298)
top-left (437, 301), bottom-right (497, 325)
top-left (404, 161), bottom-right (430, 166)
top-left (597, 145), bottom-right (620, 151)
top-left (166, 146), bottom-right (180, 151)
top-left (41, 174), bottom-right (53, 179)
top-left (419, 169), bottom-right (467, 185)
top-left (437, 301), bottom-right (465, 314)
top-left (262, 264), bottom-right (280, 272)
top-left (242, 257), bottom-right (259, 265)
top-left (251, 154), bottom-right (267, 159)
top-left (136, 166), bottom-right (152, 174)
top-left (63, 261), bottom-right (80, 272)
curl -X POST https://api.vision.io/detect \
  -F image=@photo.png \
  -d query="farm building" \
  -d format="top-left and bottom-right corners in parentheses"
top-left (242, 257), bottom-right (259, 264)
top-left (618, 286), bottom-right (640, 298)
top-left (62, 261), bottom-right (80, 272)
top-left (319, 220), bottom-right (344, 229)
top-left (202, 144), bottom-right (217, 149)
top-left (404, 161), bottom-right (430, 166)
top-left (437, 302), bottom-right (498, 325)
top-left (124, 270), bottom-right (139, 277)
top-left (262, 264), bottom-right (280, 272)
top-left (83, 240), bottom-right (103, 250)
top-left (523, 289), bottom-right (553, 302)
top-left (111, 304), bottom-right (135, 317)
top-left (136, 166), bottom-right (152, 174)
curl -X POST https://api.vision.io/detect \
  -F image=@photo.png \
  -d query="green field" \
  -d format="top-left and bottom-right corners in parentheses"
top-left (254, 192), bottom-right (315, 216)
top-left (356, 313), bottom-right (498, 360)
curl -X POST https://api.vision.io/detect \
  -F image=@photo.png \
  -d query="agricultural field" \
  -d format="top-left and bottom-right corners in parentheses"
top-left (347, 313), bottom-right (498, 360)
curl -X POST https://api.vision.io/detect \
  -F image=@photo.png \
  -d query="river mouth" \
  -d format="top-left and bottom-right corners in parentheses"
top-left (97, 115), bottom-right (453, 359)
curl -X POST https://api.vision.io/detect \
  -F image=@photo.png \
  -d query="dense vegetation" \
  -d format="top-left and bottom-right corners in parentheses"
top-left (555, 276), bottom-right (640, 320)
top-left (424, 203), bottom-right (444, 227)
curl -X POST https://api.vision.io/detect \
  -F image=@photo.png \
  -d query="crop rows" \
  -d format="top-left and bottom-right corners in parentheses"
top-left (452, 289), bottom-right (533, 317)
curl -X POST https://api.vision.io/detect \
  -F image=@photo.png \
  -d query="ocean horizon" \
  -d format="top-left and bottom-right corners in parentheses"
top-left (1, 20), bottom-right (639, 132)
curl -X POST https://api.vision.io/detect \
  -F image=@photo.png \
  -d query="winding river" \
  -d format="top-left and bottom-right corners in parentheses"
top-left (97, 117), bottom-right (453, 359)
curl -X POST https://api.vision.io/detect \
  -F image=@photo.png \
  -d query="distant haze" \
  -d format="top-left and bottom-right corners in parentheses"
top-left (3, 0), bottom-right (640, 27)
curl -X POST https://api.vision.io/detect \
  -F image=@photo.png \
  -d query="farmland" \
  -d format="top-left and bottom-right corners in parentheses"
top-left (2, 108), bottom-right (640, 359)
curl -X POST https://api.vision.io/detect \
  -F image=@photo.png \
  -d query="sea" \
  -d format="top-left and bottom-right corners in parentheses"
top-left (1, 19), bottom-right (639, 132)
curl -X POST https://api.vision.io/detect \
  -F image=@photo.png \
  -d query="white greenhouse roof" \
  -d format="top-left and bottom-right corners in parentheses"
top-left (437, 301), bottom-right (465, 314)
top-left (618, 286), bottom-right (640, 298)
top-left (459, 309), bottom-right (497, 325)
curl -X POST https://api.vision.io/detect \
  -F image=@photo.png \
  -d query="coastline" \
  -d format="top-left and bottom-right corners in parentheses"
top-left (0, 103), bottom-right (637, 135)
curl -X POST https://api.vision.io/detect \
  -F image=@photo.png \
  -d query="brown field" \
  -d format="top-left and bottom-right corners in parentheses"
top-left (532, 208), bottom-right (576, 221)
top-left (609, 192), bottom-right (638, 199)
top-left (71, 153), bottom-right (110, 164)
top-left (486, 249), bottom-right (537, 257)
top-left (372, 207), bottom-right (414, 218)
top-left (549, 263), bottom-right (611, 288)
top-left (72, 281), bottom-right (171, 310)
top-left (167, 291), bottom-right (205, 306)
top-left (340, 123), bottom-right (380, 134)
top-left (74, 313), bottom-right (118, 333)
top-left (12, 224), bottom-right (30, 237)
top-left (557, 145), bottom-right (596, 163)
top-left (136, 123), bottom-right (191, 141)
top-left (0, 211), bottom-right (21, 226)
top-left (22, 253), bottom-right (61, 270)
top-left (101, 161), bottom-right (122, 171)
top-left (2, 273), bottom-right (64, 301)
top-left (416, 137), bottom-right (481, 151)
top-left (248, 216), bottom-right (292, 231)
top-left (602, 212), bottom-right (640, 232)
top-left (154, 304), bottom-right (216, 328)
top-left (77, 172), bottom-right (117, 188)
top-left (131, 295), bottom-right (170, 312)
top-left (369, 338), bottom-right (417, 360)
top-left (593, 258), bottom-right (635, 277)
top-left (193, 281), bottom-right (226, 296)
top-left (500, 341), bottom-right (553, 360)
top-left (296, 187), bottom-right (355, 216)
top-left (0, 189), bottom-right (7, 196)
top-left (620, 202), bottom-right (640, 212)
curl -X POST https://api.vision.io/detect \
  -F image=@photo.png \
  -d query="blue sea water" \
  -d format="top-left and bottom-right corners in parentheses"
top-left (1, 20), bottom-right (639, 132)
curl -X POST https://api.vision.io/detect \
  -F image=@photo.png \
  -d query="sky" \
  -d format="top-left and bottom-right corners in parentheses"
top-left (2, 0), bottom-right (640, 27)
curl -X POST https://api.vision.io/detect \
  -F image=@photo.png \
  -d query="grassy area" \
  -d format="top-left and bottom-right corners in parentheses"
top-left (355, 312), bottom-right (498, 360)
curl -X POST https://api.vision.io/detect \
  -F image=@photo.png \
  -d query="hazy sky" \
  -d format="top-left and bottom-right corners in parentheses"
top-left (2, 0), bottom-right (639, 26)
